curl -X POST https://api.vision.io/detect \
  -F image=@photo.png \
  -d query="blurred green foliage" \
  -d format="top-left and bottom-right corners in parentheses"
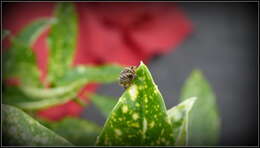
top-left (39, 117), bottom-right (102, 146)
top-left (89, 93), bottom-right (118, 117)
top-left (180, 70), bottom-right (220, 146)
top-left (47, 3), bottom-right (77, 84)
top-left (2, 104), bottom-right (73, 146)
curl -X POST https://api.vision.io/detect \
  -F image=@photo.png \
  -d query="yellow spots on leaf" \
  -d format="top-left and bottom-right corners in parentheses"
top-left (135, 103), bottom-right (140, 107)
top-left (144, 98), bottom-right (148, 103)
top-left (131, 122), bottom-right (140, 128)
top-left (155, 85), bottom-right (163, 98)
top-left (132, 113), bottom-right (139, 120)
top-left (138, 85), bottom-right (144, 90)
top-left (121, 105), bottom-right (128, 113)
top-left (143, 118), bottom-right (147, 134)
top-left (114, 128), bottom-right (122, 136)
top-left (144, 95), bottom-right (148, 103)
top-left (129, 85), bottom-right (138, 101)
top-left (166, 117), bottom-right (171, 125)
top-left (149, 121), bottom-right (155, 128)
top-left (112, 118), bottom-right (117, 122)
top-left (139, 76), bottom-right (145, 81)
top-left (111, 112), bottom-right (116, 117)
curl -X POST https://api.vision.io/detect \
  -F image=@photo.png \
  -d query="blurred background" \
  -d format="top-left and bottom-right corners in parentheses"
top-left (3, 2), bottom-right (258, 146)
top-left (83, 2), bottom-right (258, 146)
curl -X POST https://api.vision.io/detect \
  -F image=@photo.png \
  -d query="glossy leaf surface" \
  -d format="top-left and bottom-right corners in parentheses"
top-left (96, 62), bottom-right (175, 146)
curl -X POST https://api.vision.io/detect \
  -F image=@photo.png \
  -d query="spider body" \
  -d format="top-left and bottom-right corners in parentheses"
top-left (119, 66), bottom-right (137, 89)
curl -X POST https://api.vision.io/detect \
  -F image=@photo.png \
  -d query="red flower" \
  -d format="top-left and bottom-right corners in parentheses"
top-left (3, 2), bottom-right (192, 121)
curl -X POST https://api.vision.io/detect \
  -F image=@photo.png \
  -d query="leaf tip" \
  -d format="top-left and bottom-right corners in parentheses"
top-left (187, 96), bottom-right (197, 109)
top-left (190, 69), bottom-right (204, 79)
top-left (179, 96), bottom-right (197, 112)
top-left (139, 61), bottom-right (147, 68)
top-left (189, 96), bottom-right (197, 103)
top-left (138, 61), bottom-right (148, 70)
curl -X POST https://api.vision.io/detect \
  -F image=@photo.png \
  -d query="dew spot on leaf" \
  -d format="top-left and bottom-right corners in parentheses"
top-left (121, 105), bottom-right (128, 113)
top-left (114, 129), bottom-right (122, 136)
top-left (149, 121), bottom-right (155, 128)
top-left (129, 85), bottom-right (138, 101)
top-left (131, 122), bottom-right (140, 128)
top-left (132, 113), bottom-right (139, 120)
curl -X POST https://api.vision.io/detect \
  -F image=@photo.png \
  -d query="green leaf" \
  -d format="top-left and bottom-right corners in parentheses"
top-left (3, 43), bottom-right (40, 86)
top-left (167, 97), bottom-right (197, 146)
top-left (57, 64), bottom-right (124, 86)
top-left (180, 69), bottom-right (220, 146)
top-left (3, 18), bottom-right (55, 86)
top-left (3, 64), bottom-right (123, 110)
top-left (96, 62), bottom-right (175, 146)
top-left (89, 93), bottom-right (118, 117)
top-left (2, 104), bottom-right (73, 146)
top-left (39, 117), bottom-right (102, 146)
top-left (47, 2), bottom-right (77, 84)
top-left (18, 80), bottom-right (84, 100)
top-left (16, 18), bottom-right (56, 46)
top-left (3, 86), bottom-right (79, 110)
top-left (18, 64), bottom-right (123, 100)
